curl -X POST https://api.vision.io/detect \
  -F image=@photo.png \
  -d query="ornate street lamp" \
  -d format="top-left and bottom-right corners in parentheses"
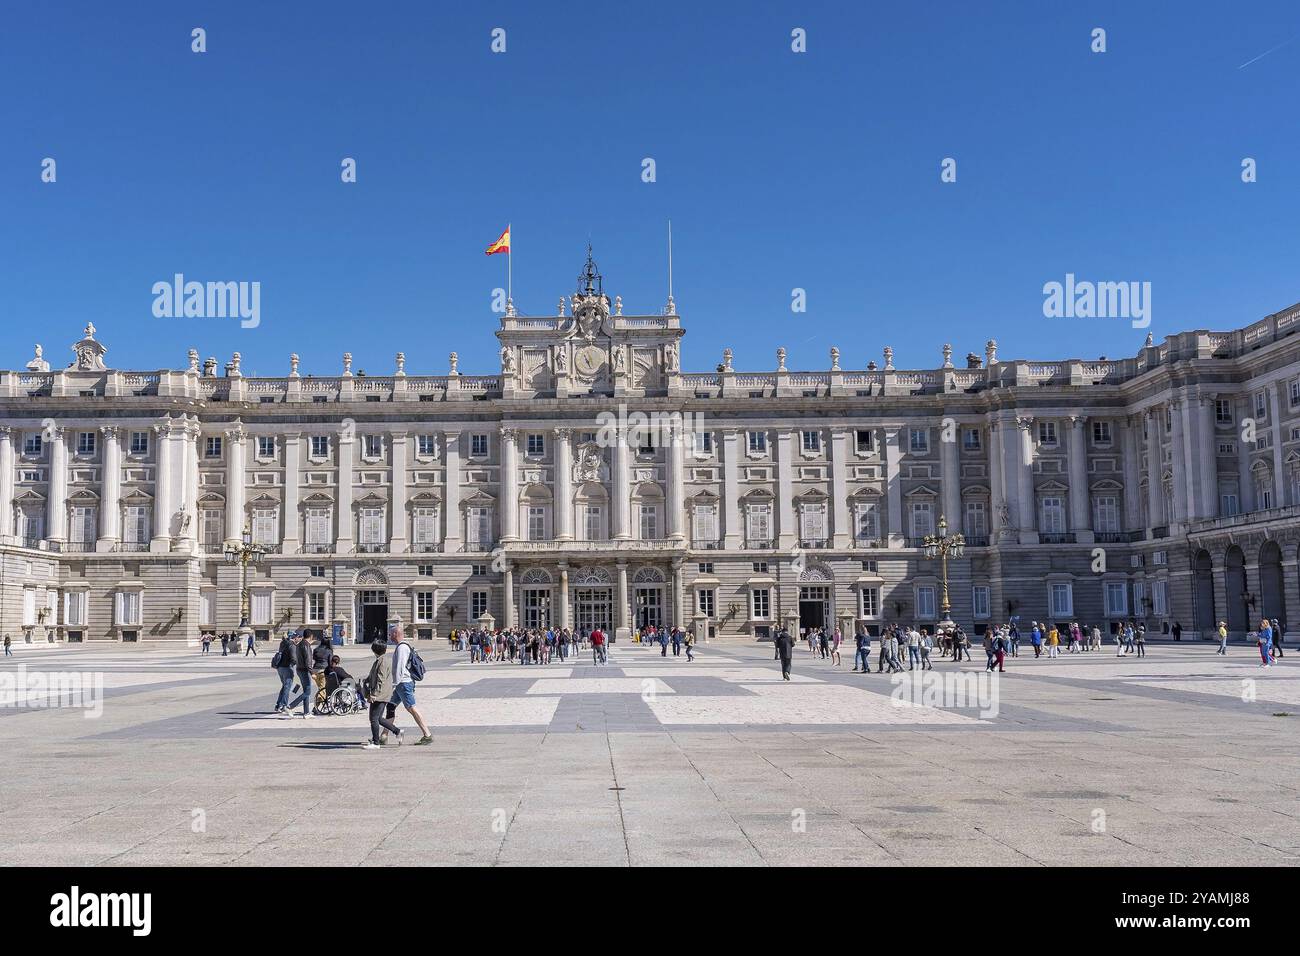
top-left (223, 523), bottom-right (265, 640)
top-left (923, 514), bottom-right (965, 632)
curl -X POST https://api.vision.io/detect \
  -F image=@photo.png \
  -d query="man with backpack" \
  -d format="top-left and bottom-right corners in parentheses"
top-left (383, 625), bottom-right (433, 744)
top-left (272, 630), bottom-right (297, 714)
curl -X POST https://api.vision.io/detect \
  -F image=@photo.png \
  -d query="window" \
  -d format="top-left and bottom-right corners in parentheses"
top-left (252, 508), bottom-right (279, 546)
top-left (751, 588), bottom-right (771, 619)
top-left (471, 590), bottom-right (489, 619)
top-left (747, 431), bottom-right (767, 454)
top-left (638, 504), bottom-right (659, 539)
top-left (1040, 497), bottom-right (1066, 534)
top-left (1104, 581), bottom-right (1127, 617)
top-left (911, 501), bottom-right (933, 538)
top-left (909, 428), bottom-right (929, 453)
top-left (205, 436), bottom-right (223, 458)
top-left (1220, 493), bottom-right (1239, 517)
top-left (697, 589), bottom-right (716, 617)
top-left (76, 432), bottom-right (96, 456)
top-left (1049, 582), bottom-right (1074, 617)
top-left (1091, 421), bottom-right (1112, 445)
top-left (468, 506), bottom-right (493, 549)
top-left (359, 507), bottom-right (385, 545)
top-left (416, 434), bottom-right (436, 457)
top-left (363, 435), bottom-right (382, 459)
top-left (855, 503), bottom-right (879, 540)
top-left (307, 592), bottom-right (327, 624)
top-left (417, 564), bottom-right (434, 577)
top-left (582, 505), bottom-right (603, 541)
top-left (413, 507), bottom-right (440, 547)
top-left (415, 591), bottom-right (436, 623)
top-left (123, 505), bottom-right (148, 544)
top-left (1255, 391), bottom-right (1267, 420)
top-left (69, 506), bottom-right (96, 544)
top-left (1215, 399), bottom-right (1233, 425)
top-left (310, 565), bottom-right (326, 577)
top-left (250, 589), bottom-right (273, 626)
top-left (752, 561), bottom-right (769, 574)
top-left (962, 428), bottom-right (981, 451)
top-left (855, 429), bottom-right (875, 454)
top-left (692, 504), bottom-right (718, 543)
top-left (860, 586), bottom-right (880, 618)
top-left (116, 590), bottom-right (142, 626)
top-left (801, 430), bottom-right (821, 453)
top-left (697, 562), bottom-right (714, 574)
top-left (692, 431), bottom-right (713, 456)
top-left (471, 564), bottom-right (489, 577)
top-left (526, 434), bottom-right (545, 457)
top-left (745, 503), bottom-right (772, 543)
top-left (916, 586), bottom-right (936, 619)
top-left (471, 434), bottom-right (489, 457)
top-left (129, 431), bottom-right (149, 456)
top-left (528, 506), bottom-right (547, 541)
top-left (963, 501), bottom-right (987, 538)
top-left (197, 590), bottom-right (213, 627)
top-left (305, 508), bottom-right (331, 547)
top-left (311, 435), bottom-right (330, 458)
top-left (799, 502), bottom-right (827, 542)
top-left (200, 508), bottom-right (222, 547)
top-left (1092, 496), bottom-right (1120, 534)
top-left (1037, 421), bottom-right (1058, 446)
top-left (23, 433), bottom-right (42, 457)
top-left (257, 436), bottom-right (275, 459)
top-left (1291, 379), bottom-right (1300, 408)
top-left (972, 585), bottom-right (991, 619)
top-left (1152, 580), bottom-right (1169, 617)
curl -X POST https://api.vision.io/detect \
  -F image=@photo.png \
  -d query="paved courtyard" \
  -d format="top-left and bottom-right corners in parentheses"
top-left (1, 639), bottom-right (1297, 866)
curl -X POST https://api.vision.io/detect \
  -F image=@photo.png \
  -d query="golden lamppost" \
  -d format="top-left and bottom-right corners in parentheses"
top-left (923, 514), bottom-right (965, 628)
top-left (223, 522), bottom-right (265, 639)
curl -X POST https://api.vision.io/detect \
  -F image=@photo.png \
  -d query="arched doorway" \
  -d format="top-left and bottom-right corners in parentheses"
top-left (1192, 549), bottom-right (1216, 635)
top-left (353, 567), bottom-right (390, 643)
top-left (1259, 541), bottom-right (1285, 629)
top-left (1224, 546), bottom-right (1247, 634)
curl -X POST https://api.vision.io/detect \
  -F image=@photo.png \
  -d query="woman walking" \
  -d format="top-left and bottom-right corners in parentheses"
top-left (362, 640), bottom-right (402, 749)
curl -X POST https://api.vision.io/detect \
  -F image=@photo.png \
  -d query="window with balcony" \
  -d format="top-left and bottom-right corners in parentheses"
top-left (412, 507), bottom-right (440, 550)
top-left (691, 504), bottom-right (718, 546)
top-left (1039, 496), bottom-right (1066, 534)
top-left (1092, 496), bottom-right (1120, 534)
top-left (745, 503), bottom-right (772, 546)
top-left (252, 508), bottom-right (279, 547)
top-left (910, 501), bottom-right (933, 538)
top-left (305, 508), bottom-right (332, 551)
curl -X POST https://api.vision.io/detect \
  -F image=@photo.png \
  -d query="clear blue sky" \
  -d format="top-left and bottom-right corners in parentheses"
top-left (2, 1), bottom-right (1297, 377)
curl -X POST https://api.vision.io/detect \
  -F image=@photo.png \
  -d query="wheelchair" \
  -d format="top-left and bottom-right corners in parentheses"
top-left (316, 678), bottom-right (368, 716)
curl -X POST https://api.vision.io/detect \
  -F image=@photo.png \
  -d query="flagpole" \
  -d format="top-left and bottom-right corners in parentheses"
top-left (507, 223), bottom-right (512, 309)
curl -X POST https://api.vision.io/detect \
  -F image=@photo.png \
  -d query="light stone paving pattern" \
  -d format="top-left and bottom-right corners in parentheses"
top-left (0, 640), bottom-right (1297, 866)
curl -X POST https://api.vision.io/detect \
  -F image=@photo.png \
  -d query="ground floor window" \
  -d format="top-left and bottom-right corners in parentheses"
top-left (1104, 581), bottom-right (1127, 617)
top-left (414, 590), bottom-right (435, 623)
top-left (116, 590), bottom-right (142, 626)
top-left (65, 590), bottom-right (87, 627)
top-left (471, 590), bottom-right (489, 620)
top-left (751, 587), bottom-right (770, 619)
top-left (696, 588), bottom-right (715, 618)
top-left (860, 586), bottom-right (880, 618)
top-left (971, 585), bottom-right (990, 619)
top-left (1152, 579), bottom-right (1169, 617)
top-left (307, 591), bottom-right (327, 624)
top-left (199, 590), bottom-right (215, 626)
top-left (915, 585), bottom-right (936, 619)
top-left (1050, 582), bottom-right (1074, 618)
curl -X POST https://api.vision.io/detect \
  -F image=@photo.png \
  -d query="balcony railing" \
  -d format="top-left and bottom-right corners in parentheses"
top-left (964, 534), bottom-right (990, 547)
top-left (853, 536), bottom-right (883, 549)
top-left (1188, 503), bottom-right (1300, 535)
top-left (1149, 526), bottom-right (1170, 539)
top-left (411, 542), bottom-right (444, 553)
top-left (301, 543), bottom-right (333, 554)
top-left (504, 539), bottom-right (685, 552)
top-left (691, 539), bottom-right (722, 550)
top-left (355, 543), bottom-right (386, 554)
top-left (1094, 531), bottom-right (1143, 543)
top-left (61, 541), bottom-right (94, 553)
top-left (1039, 532), bottom-right (1076, 544)
top-left (798, 539), bottom-right (830, 549)
top-left (20, 536), bottom-right (43, 550)
top-left (117, 541), bottom-right (149, 552)
top-left (744, 538), bottom-right (775, 550)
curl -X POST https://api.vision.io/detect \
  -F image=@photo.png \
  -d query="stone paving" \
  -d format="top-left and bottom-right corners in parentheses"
top-left (0, 639), bottom-right (1297, 866)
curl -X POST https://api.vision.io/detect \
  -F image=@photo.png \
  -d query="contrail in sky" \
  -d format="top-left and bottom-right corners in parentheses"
top-left (1238, 34), bottom-right (1299, 69)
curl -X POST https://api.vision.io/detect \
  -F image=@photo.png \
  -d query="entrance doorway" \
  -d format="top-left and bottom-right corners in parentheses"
top-left (634, 586), bottom-right (663, 631)
top-left (798, 585), bottom-right (830, 635)
top-left (523, 588), bottom-right (552, 630)
top-left (358, 589), bottom-right (388, 644)
top-left (573, 587), bottom-right (612, 635)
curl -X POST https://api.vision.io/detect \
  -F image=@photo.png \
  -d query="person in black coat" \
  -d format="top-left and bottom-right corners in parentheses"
top-left (774, 627), bottom-right (794, 681)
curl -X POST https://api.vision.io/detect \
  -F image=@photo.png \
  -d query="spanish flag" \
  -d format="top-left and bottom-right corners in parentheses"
top-left (485, 225), bottom-right (510, 256)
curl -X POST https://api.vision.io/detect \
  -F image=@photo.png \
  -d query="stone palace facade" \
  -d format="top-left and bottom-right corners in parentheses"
top-left (3, 256), bottom-right (1300, 644)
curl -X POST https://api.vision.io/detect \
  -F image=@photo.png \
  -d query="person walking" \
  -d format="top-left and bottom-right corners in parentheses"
top-left (830, 628), bottom-right (842, 667)
top-left (200, 632), bottom-right (212, 654)
top-left (1171, 620), bottom-right (1182, 642)
top-left (1046, 624), bottom-right (1060, 659)
top-left (992, 632), bottom-right (1007, 673)
top-left (1214, 621), bottom-right (1229, 655)
top-left (853, 630), bottom-right (871, 673)
top-left (245, 629), bottom-right (258, 656)
top-left (273, 630), bottom-right (297, 714)
top-left (671, 627), bottom-right (682, 657)
top-left (219, 632), bottom-right (229, 656)
top-left (2, 633), bottom-right (10, 656)
top-left (877, 627), bottom-right (891, 672)
top-left (362, 640), bottom-right (402, 749)
top-left (592, 625), bottom-right (607, 665)
top-left (775, 625), bottom-right (794, 681)
top-left (1271, 619), bottom-right (1284, 659)
top-left (1134, 626), bottom-right (1146, 658)
top-left (384, 626), bottom-right (433, 744)
top-left (905, 627), bottom-right (920, 670)
top-left (290, 631), bottom-right (314, 718)
top-left (983, 628), bottom-right (997, 671)
top-left (684, 628), bottom-right (696, 662)
top-left (919, 630), bottom-right (934, 671)
top-left (957, 628), bottom-right (971, 662)
top-left (1258, 619), bottom-right (1274, 667)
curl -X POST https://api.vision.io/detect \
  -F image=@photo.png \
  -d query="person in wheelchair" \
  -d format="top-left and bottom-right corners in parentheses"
top-left (322, 654), bottom-right (367, 714)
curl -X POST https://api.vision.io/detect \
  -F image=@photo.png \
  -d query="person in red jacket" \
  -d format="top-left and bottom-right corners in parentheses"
top-left (590, 627), bottom-right (607, 665)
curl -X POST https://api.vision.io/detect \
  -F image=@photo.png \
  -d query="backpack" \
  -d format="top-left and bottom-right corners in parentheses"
top-left (400, 642), bottom-right (427, 682)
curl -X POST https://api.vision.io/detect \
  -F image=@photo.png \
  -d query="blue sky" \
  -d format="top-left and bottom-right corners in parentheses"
top-left (2, 1), bottom-right (1297, 377)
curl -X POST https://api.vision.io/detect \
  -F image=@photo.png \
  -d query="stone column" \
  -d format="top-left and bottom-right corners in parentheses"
top-left (1145, 410), bottom-right (1164, 527)
top-left (831, 429), bottom-right (850, 548)
top-left (1237, 398), bottom-right (1256, 513)
top-left (1067, 415), bottom-right (1092, 542)
top-left (666, 422), bottom-right (686, 541)
top-left (388, 431), bottom-right (407, 553)
top-left (178, 419), bottom-right (199, 552)
top-left (672, 560), bottom-right (685, 626)
top-left (776, 430), bottom-right (795, 548)
top-left (554, 428), bottom-right (573, 540)
top-left (1197, 397), bottom-right (1218, 518)
top-left (558, 564), bottom-right (570, 629)
top-left (1015, 417), bottom-right (1037, 544)
top-left (1168, 399), bottom-right (1188, 526)
top-left (500, 426), bottom-right (518, 541)
top-left (150, 422), bottom-right (172, 549)
top-left (0, 427), bottom-right (13, 543)
top-left (1121, 416), bottom-right (1142, 530)
top-left (1269, 383), bottom-right (1286, 505)
top-left (988, 420), bottom-right (1005, 541)
top-left (1178, 399), bottom-right (1203, 521)
top-left (443, 430), bottom-right (462, 549)
top-left (47, 426), bottom-right (68, 544)
top-left (502, 565), bottom-right (514, 628)
top-left (940, 421), bottom-right (961, 537)
top-left (336, 424), bottom-right (354, 550)
top-left (883, 427), bottom-right (904, 547)
top-left (612, 425), bottom-right (630, 540)
top-left (282, 431), bottom-right (302, 552)
top-left (722, 429), bottom-right (741, 549)
top-left (97, 426), bottom-right (121, 549)
top-left (616, 560), bottom-right (629, 640)
top-left (224, 424), bottom-right (246, 544)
